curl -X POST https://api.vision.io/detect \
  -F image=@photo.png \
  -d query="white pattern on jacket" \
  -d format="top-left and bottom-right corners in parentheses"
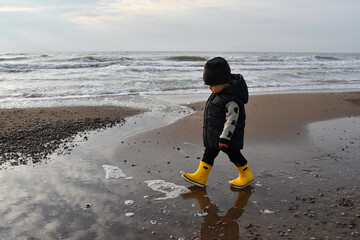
top-left (220, 101), bottom-right (239, 141)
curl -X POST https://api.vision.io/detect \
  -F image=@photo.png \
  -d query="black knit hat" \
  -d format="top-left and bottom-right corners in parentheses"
top-left (203, 57), bottom-right (231, 86)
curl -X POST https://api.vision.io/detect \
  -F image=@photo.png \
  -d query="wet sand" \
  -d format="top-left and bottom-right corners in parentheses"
top-left (0, 92), bottom-right (360, 239)
top-left (0, 106), bottom-right (143, 166)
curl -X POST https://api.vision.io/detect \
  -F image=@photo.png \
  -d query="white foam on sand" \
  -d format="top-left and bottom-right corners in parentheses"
top-left (125, 200), bottom-right (134, 205)
top-left (144, 180), bottom-right (191, 200)
top-left (194, 211), bottom-right (208, 217)
top-left (125, 212), bottom-right (134, 217)
top-left (102, 165), bottom-right (131, 179)
top-left (260, 209), bottom-right (276, 214)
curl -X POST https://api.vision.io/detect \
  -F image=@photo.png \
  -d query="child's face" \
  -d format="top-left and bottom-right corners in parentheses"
top-left (209, 83), bottom-right (229, 93)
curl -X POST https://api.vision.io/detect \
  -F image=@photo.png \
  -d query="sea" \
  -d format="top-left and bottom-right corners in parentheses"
top-left (1, 51), bottom-right (360, 123)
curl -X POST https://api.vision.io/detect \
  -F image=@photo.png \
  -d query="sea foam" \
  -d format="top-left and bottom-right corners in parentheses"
top-left (102, 164), bottom-right (128, 179)
top-left (144, 180), bottom-right (190, 200)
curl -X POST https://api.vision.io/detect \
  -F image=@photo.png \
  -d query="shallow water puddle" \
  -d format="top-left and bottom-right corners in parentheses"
top-left (144, 180), bottom-right (190, 200)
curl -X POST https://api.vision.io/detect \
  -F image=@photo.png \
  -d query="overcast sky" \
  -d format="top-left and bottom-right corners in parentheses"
top-left (1, 0), bottom-right (359, 53)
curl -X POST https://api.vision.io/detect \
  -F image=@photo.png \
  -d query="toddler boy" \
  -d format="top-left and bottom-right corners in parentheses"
top-left (182, 57), bottom-right (254, 189)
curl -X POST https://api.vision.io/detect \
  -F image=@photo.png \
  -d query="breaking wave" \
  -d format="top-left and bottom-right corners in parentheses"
top-left (166, 56), bottom-right (207, 61)
top-left (314, 55), bottom-right (339, 61)
top-left (0, 57), bottom-right (29, 61)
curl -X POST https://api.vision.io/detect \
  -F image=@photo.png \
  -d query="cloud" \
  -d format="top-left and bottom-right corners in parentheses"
top-left (1, 0), bottom-right (359, 52)
top-left (65, 0), bottom-right (229, 25)
top-left (0, 7), bottom-right (41, 12)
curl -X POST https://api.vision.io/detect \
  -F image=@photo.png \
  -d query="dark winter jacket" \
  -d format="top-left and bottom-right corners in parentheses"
top-left (203, 74), bottom-right (249, 150)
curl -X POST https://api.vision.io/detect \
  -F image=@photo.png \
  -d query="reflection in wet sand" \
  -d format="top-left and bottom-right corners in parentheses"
top-left (182, 186), bottom-right (253, 239)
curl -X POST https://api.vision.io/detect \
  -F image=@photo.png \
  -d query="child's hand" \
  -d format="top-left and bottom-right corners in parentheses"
top-left (219, 143), bottom-right (228, 149)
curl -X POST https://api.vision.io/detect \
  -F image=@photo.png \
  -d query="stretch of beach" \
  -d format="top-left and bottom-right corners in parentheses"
top-left (0, 92), bottom-right (359, 239)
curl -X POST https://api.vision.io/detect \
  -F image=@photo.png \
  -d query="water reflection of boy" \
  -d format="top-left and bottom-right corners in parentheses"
top-left (182, 186), bottom-right (253, 239)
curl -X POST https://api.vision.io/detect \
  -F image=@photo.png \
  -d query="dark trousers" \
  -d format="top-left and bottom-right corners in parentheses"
top-left (202, 147), bottom-right (248, 167)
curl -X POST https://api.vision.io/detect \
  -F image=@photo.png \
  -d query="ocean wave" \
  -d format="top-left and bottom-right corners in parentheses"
top-left (3, 53), bottom-right (29, 56)
top-left (162, 86), bottom-right (198, 92)
top-left (166, 56), bottom-right (207, 61)
top-left (1, 62), bottom-right (120, 71)
top-left (233, 55), bottom-right (346, 64)
top-left (126, 67), bottom-right (197, 73)
top-left (0, 57), bottom-right (29, 62)
top-left (23, 93), bottom-right (45, 98)
top-left (0, 68), bottom-right (33, 73)
top-left (127, 68), bottom-right (174, 73)
top-left (257, 57), bottom-right (284, 62)
top-left (314, 55), bottom-right (339, 61)
top-left (67, 56), bottom-right (132, 63)
top-left (52, 62), bottom-right (119, 69)
top-left (312, 79), bottom-right (351, 84)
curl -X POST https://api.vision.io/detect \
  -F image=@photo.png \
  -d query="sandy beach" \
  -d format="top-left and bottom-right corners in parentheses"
top-left (0, 92), bottom-right (360, 239)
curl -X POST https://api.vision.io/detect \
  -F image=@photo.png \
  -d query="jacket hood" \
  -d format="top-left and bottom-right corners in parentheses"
top-left (221, 74), bottom-right (249, 104)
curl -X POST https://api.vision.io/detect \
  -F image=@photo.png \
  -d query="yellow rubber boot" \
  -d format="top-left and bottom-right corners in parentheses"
top-left (230, 163), bottom-right (254, 189)
top-left (182, 161), bottom-right (212, 187)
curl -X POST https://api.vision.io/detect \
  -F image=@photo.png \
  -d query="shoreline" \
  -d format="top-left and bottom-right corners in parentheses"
top-left (1, 91), bottom-right (360, 167)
